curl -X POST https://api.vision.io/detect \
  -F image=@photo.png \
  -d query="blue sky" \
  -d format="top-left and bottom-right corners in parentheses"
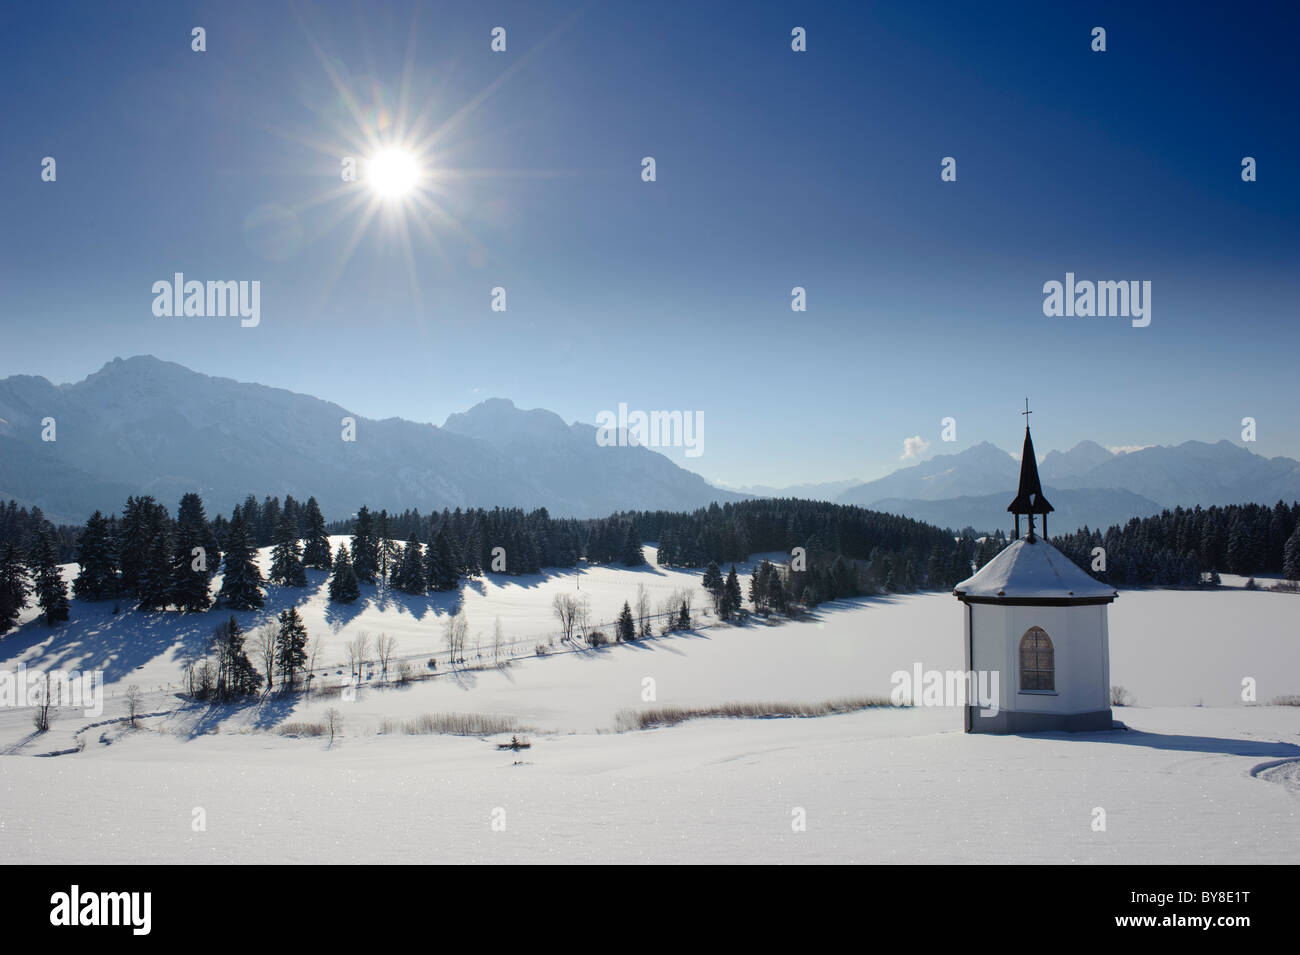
top-left (2, 0), bottom-right (1297, 488)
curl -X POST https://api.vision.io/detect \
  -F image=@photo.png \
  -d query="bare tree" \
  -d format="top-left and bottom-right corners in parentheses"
top-left (657, 595), bottom-right (675, 632)
top-left (346, 632), bottom-right (372, 684)
top-left (324, 707), bottom-right (342, 747)
top-left (552, 593), bottom-right (578, 643)
top-left (196, 659), bottom-right (215, 697)
top-left (374, 633), bottom-right (397, 681)
top-left (443, 610), bottom-right (468, 666)
top-left (125, 685), bottom-right (144, 726)
top-left (32, 672), bottom-right (53, 733)
top-left (306, 636), bottom-right (323, 693)
top-left (574, 597), bottom-right (591, 643)
top-left (254, 624), bottom-right (277, 693)
top-left (492, 616), bottom-right (504, 666)
top-left (660, 588), bottom-right (694, 632)
top-left (187, 658), bottom-right (216, 698)
top-left (636, 583), bottom-right (652, 638)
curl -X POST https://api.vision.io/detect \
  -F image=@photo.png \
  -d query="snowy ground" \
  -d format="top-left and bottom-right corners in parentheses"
top-left (0, 543), bottom-right (1296, 863)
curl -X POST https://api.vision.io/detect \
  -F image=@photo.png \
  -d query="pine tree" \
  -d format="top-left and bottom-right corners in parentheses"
top-left (136, 503), bottom-right (173, 611)
top-left (723, 565), bottom-right (743, 618)
top-left (376, 510), bottom-right (398, 585)
top-left (768, 571), bottom-right (788, 613)
top-left (170, 493), bottom-right (214, 612)
top-left (1225, 515), bottom-right (1254, 575)
top-left (0, 540), bottom-right (30, 635)
top-left (424, 529), bottom-right (460, 591)
top-left (328, 543), bottom-right (361, 603)
top-left (759, 561), bottom-right (777, 611)
top-left (617, 600), bottom-right (636, 642)
top-left (621, 522), bottom-right (646, 567)
top-left (833, 555), bottom-right (858, 596)
top-left (74, 510), bottom-right (118, 601)
top-left (258, 496), bottom-right (281, 549)
top-left (657, 528), bottom-right (676, 566)
top-left (214, 616), bottom-right (262, 699)
top-left (268, 511), bottom-right (307, 587)
top-left (351, 506), bottom-right (378, 584)
top-left (301, 496), bottom-right (332, 570)
top-left (119, 495), bottom-right (170, 605)
top-left (702, 560), bottom-right (723, 594)
top-left (275, 606), bottom-right (309, 689)
top-left (395, 536), bottom-right (427, 594)
top-left (116, 496), bottom-right (149, 596)
top-left (217, 511), bottom-right (265, 610)
top-left (1284, 525), bottom-right (1300, 581)
top-left (31, 528), bottom-right (69, 625)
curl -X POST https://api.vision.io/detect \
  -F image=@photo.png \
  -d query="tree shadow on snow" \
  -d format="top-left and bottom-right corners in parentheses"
top-left (365, 580), bottom-right (461, 621)
top-left (2, 604), bottom-right (217, 686)
top-left (248, 691), bottom-right (301, 732)
top-left (322, 595), bottom-right (367, 632)
top-left (478, 566), bottom-right (594, 592)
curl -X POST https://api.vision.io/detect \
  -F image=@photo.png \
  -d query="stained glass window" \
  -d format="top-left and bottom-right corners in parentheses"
top-left (1019, 627), bottom-right (1054, 691)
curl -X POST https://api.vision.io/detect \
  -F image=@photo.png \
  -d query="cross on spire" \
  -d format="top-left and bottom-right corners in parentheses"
top-left (1007, 399), bottom-right (1053, 540)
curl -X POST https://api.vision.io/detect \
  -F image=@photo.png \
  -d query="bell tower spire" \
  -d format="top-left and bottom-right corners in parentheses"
top-left (1007, 399), bottom-right (1054, 540)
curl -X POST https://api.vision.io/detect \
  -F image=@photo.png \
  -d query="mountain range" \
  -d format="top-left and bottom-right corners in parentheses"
top-left (1, 356), bottom-right (1296, 531)
top-left (831, 438), bottom-right (1300, 534)
top-left (0, 356), bottom-right (745, 524)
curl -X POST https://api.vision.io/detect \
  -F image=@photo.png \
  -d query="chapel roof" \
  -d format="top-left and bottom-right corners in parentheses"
top-left (954, 535), bottom-right (1117, 603)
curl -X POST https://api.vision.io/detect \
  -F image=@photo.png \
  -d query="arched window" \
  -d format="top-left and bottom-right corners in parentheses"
top-left (1019, 627), bottom-right (1054, 691)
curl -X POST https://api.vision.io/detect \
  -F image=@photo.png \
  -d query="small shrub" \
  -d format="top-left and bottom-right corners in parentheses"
top-left (615, 695), bottom-right (897, 732)
top-left (1110, 685), bottom-right (1134, 707)
top-left (1270, 695), bottom-right (1300, 707)
top-left (588, 630), bottom-right (608, 647)
top-left (278, 721), bottom-right (327, 737)
top-left (377, 713), bottom-right (527, 736)
top-left (1244, 577), bottom-right (1258, 590)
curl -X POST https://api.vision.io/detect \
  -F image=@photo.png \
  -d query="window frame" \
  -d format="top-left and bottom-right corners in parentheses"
top-left (1019, 626), bottom-right (1055, 693)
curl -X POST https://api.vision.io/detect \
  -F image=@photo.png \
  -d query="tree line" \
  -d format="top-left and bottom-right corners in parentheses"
top-left (1051, 500), bottom-right (1300, 587)
top-left (0, 492), bottom-right (651, 632)
top-left (613, 499), bottom-right (1000, 604)
top-left (5, 491), bottom-right (1296, 638)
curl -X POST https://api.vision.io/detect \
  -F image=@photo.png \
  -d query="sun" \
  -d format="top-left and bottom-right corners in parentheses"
top-left (367, 148), bottom-right (420, 199)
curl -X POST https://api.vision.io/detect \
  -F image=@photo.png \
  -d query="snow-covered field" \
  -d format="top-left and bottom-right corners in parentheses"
top-left (0, 543), bottom-right (1296, 864)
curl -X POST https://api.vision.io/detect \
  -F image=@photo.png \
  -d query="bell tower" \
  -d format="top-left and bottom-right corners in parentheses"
top-left (1007, 399), bottom-right (1053, 540)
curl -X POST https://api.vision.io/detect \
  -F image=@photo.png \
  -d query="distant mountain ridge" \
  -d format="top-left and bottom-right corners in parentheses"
top-left (866, 488), bottom-right (1166, 538)
top-left (2, 357), bottom-right (1296, 533)
top-left (719, 478), bottom-right (864, 499)
top-left (835, 437), bottom-right (1300, 534)
top-left (0, 356), bottom-right (747, 524)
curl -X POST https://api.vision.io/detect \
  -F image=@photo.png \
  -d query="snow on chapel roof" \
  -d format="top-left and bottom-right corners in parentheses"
top-left (956, 406), bottom-right (1116, 603)
top-left (954, 536), bottom-right (1117, 603)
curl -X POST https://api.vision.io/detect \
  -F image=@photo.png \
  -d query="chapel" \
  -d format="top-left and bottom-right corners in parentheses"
top-left (953, 409), bottom-right (1118, 733)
